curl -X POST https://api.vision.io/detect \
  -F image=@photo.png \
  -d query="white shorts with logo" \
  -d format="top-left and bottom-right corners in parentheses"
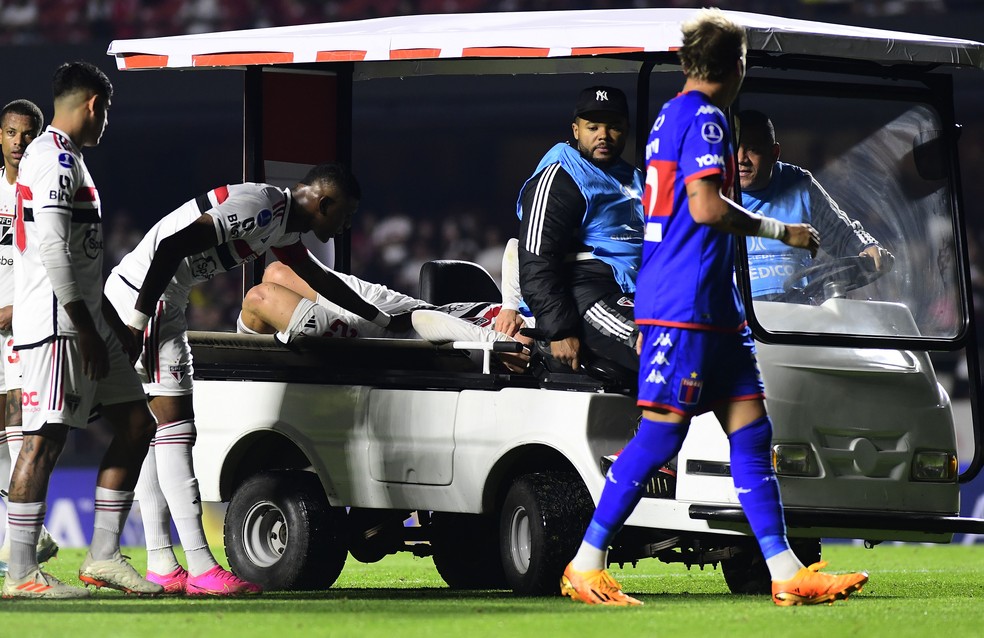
top-left (19, 335), bottom-right (147, 431)
top-left (105, 274), bottom-right (194, 397)
top-left (1, 328), bottom-right (22, 393)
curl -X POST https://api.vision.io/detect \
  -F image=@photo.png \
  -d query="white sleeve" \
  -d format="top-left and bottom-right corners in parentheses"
top-left (35, 211), bottom-right (82, 305)
top-left (500, 237), bottom-right (521, 311)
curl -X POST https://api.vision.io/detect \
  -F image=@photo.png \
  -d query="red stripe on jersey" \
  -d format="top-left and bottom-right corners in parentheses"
top-left (14, 183), bottom-right (30, 252)
top-left (213, 185), bottom-right (230, 204)
top-left (50, 132), bottom-right (63, 149)
top-left (73, 187), bottom-right (97, 202)
top-left (643, 159), bottom-right (678, 220)
top-left (271, 241), bottom-right (308, 265)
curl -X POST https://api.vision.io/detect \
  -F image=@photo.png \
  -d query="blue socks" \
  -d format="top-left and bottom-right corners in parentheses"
top-left (583, 417), bottom-right (689, 551)
top-left (728, 415), bottom-right (789, 559)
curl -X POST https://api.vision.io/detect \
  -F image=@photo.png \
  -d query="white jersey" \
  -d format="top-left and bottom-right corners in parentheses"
top-left (0, 166), bottom-right (16, 309)
top-left (112, 182), bottom-right (302, 308)
top-left (13, 126), bottom-right (106, 347)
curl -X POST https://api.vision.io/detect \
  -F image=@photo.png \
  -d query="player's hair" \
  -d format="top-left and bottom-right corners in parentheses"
top-left (301, 162), bottom-right (362, 200)
top-left (736, 110), bottom-right (775, 145)
top-left (678, 9), bottom-right (747, 83)
top-left (0, 99), bottom-right (44, 136)
top-left (52, 61), bottom-right (113, 102)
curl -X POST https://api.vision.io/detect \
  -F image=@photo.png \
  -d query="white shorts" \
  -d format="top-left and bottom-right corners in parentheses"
top-left (105, 274), bottom-right (194, 397)
top-left (1, 329), bottom-right (22, 393)
top-left (18, 335), bottom-right (147, 432)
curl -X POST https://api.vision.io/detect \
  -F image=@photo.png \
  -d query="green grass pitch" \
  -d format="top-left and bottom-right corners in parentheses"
top-left (0, 544), bottom-right (980, 638)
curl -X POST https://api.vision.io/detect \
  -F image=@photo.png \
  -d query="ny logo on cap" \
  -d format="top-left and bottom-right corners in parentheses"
top-left (595, 90), bottom-right (609, 101)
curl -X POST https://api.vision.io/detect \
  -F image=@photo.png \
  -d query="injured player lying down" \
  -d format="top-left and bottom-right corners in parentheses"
top-left (237, 259), bottom-right (533, 371)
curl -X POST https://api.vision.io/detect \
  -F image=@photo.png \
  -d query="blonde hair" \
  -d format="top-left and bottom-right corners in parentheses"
top-left (678, 8), bottom-right (747, 82)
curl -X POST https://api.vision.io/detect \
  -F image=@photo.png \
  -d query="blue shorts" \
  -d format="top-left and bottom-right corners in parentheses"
top-left (636, 324), bottom-right (764, 416)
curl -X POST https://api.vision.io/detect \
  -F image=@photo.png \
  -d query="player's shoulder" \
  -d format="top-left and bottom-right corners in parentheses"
top-left (776, 161), bottom-right (813, 183)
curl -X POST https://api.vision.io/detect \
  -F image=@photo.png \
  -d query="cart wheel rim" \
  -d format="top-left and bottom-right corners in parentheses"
top-left (506, 504), bottom-right (532, 575)
top-left (242, 500), bottom-right (288, 567)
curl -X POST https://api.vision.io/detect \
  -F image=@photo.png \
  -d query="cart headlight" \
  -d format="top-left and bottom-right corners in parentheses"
top-left (911, 451), bottom-right (957, 482)
top-left (772, 444), bottom-right (819, 477)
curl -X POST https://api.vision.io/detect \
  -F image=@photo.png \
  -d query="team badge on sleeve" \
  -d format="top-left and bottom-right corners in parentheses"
top-left (58, 153), bottom-right (75, 168)
top-left (677, 372), bottom-right (703, 406)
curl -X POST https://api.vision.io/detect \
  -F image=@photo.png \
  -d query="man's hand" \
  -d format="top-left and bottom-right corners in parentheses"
top-left (494, 309), bottom-right (523, 338)
top-left (550, 336), bottom-right (581, 371)
top-left (77, 324), bottom-right (109, 380)
top-left (782, 223), bottom-right (821, 258)
top-left (388, 311), bottom-right (415, 334)
top-left (862, 245), bottom-right (895, 273)
top-left (0, 305), bottom-right (11, 332)
top-left (120, 325), bottom-right (144, 366)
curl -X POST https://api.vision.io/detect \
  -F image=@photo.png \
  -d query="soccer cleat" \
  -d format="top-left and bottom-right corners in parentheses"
top-left (78, 551), bottom-right (164, 596)
top-left (186, 565), bottom-right (262, 596)
top-left (772, 561), bottom-right (868, 606)
top-left (560, 562), bottom-right (642, 606)
top-left (1, 568), bottom-right (91, 599)
top-left (147, 565), bottom-right (189, 595)
top-left (0, 525), bottom-right (61, 575)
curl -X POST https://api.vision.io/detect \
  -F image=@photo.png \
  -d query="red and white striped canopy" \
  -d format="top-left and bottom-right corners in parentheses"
top-left (107, 8), bottom-right (984, 72)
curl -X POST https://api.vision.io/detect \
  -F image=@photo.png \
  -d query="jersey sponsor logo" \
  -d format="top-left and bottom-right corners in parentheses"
top-left (256, 208), bottom-right (273, 227)
top-left (696, 105), bottom-right (720, 116)
top-left (695, 153), bottom-right (725, 168)
top-left (748, 263), bottom-right (796, 281)
top-left (83, 228), bottom-right (103, 259)
top-left (22, 391), bottom-right (40, 407)
top-left (700, 122), bottom-right (724, 144)
top-left (652, 113), bottom-right (665, 132)
top-left (226, 213), bottom-right (258, 238)
top-left (191, 255), bottom-right (218, 280)
top-left (646, 138), bottom-right (659, 157)
top-left (58, 152), bottom-right (75, 169)
top-left (677, 373), bottom-right (703, 405)
top-left (0, 256), bottom-right (12, 266)
top-left (645, 369), bottom-right (666, 384)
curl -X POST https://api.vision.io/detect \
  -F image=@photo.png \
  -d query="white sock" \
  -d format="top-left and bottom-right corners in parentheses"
top-left (7, 501), bottom-right (44, 579)
top-left (135, 443), bottom-right (180, 575)
top-left (154, 419), bottom-right (216, 577)
top-left (236, 312), bottom-right (261, 335)
top-left (571, 541), bottom-right (608, 573)
top-left (766, 549), bottom-right (806, 582)
top-left (91, 487), bottom-right (134, 560)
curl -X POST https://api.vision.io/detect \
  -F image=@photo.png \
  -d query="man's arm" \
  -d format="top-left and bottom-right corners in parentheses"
top-left (0, 305), bottom-right (11, 332)
top-left (518, 165), bottom-right (587, 368)
top-left (687, 176), bottom-right (820, 256)
top-left (807, 176), bottom-right (893, 271)
top-left (131, 214), bottom-right (219, 323)
top-left (494, 237), bottom-right (523, 338)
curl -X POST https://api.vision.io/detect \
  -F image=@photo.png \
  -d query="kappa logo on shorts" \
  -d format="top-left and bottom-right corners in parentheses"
top-left (645, 369), bottom-right (666, 384)
top-left (64, 393), bottom-right (81, 414)
top-left (168, 365), bottom-right (188, 383)
top-left (616, 296), bottom-right (634, 307)
top-left (654, 332), bottom-right (673, 348)
top-left (677, 372), bottom-right (703, 406)
top-left (650, 350), bottom-right (668, 366)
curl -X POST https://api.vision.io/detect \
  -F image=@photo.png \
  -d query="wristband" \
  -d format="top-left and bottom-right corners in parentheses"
top-left (371, 310), bottom-right (392, 329)
top-left (757, 216), bottom-right (786, 240)
top-left (128, 309), bottom-right (151, 331)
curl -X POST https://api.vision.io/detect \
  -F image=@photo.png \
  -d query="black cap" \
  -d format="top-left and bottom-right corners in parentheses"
top-left (573, 86), bottom-right (629, 121)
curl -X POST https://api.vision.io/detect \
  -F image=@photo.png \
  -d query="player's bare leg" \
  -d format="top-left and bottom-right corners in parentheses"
top-left (262, 261), bottom-right (317, 301)
top-left (240, 282), bottom-right (308, 335)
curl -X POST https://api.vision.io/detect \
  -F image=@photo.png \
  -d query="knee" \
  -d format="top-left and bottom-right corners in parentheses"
top-left (242, 282), bottom-right (276, 314)
top-left (262, 262), bottom-right (294, 287)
